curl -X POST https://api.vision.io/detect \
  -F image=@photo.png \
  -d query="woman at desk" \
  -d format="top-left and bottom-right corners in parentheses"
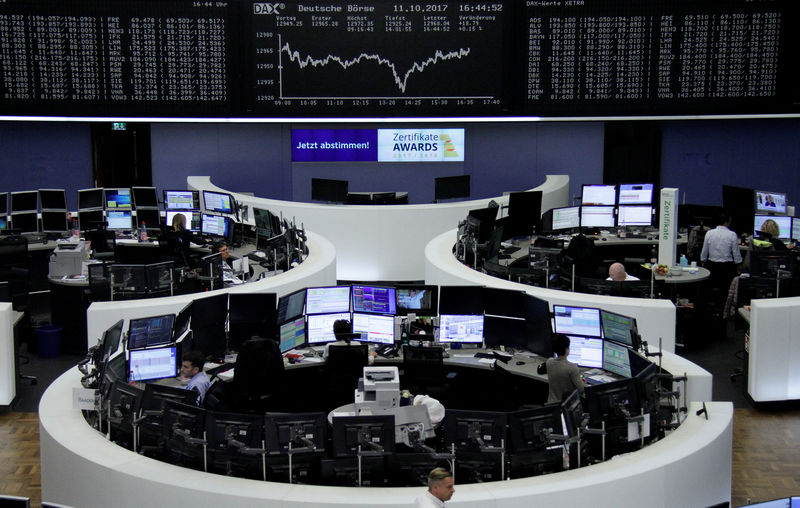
top-left (543, 334), bottom-right (585, 404)
top-left (171, 213), bottom-right (208, 267)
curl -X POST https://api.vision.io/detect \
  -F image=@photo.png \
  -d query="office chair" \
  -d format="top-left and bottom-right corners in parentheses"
top-left (327, 343), bottom-right (369, 407)
top-left (401, 345), bottom-right (450, 400)
top-left (86, 261), bottom-right (112, 302)
top-left (84, 228), bottom-right (115, 260)
top-left (0, 268), bottom-right (37, 384)
top-left (230, 337), bottom-right (285, 413)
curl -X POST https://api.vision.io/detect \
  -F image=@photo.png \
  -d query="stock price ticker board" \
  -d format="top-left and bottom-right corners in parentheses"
top-left (0, 0), bottom-right (798, 118)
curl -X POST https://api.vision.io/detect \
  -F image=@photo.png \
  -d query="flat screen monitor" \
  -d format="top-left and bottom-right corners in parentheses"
top-left (0, 217), bottom-right (7, 231)
top-left (793, 218), bottom-right (800, 241)
top-left (78, 209), bottom-right (104, 230)
top-left (483, 315), bottom-right (527, 349)
top-left (203, 190), bottom-right (234, 214)
top-left (127, 314), bottom-right (176, 350)
top-left (602, 340), bottom-right (632, 378)
top-left (580, 206), bottom-right (615, 228)
top-left (163, 190), bottom-right (200, 210)
top-left (617, 183), bottom-right (654, 205)
top-left (277, 288), bottom-right (306, 323)
top-left (279, 317), bottom-right (306, 353)
top-left (600, 309), bottom-right (638, 348)
top-left (331, 415), bottom-right (394, 457)
top-left (229, 293), bottom-right (277, 326)
top-left (352, 285), bottom-right (396, 315)
top-left (439, 285), bottom-right (483, 315)
top-left (754, 214), bottom-right (792, 240)
top-left (617, 205), bottom-right (653, 227)
top-left (172, 302), bottom-right (192, 341)
top-left (106, 210), bottom-right (132, 230)
top-left (305, 286), bottom-right (351, 315)
top-left (443, 409), bottom-right (506, 451)
top-left (131, 187), bottom-right (158, 209)
top-left (265, 412), bottom-right (327, 453)
top-left (438, 314), bottom-right (484, 344)
top-left (307, 312), bottom-right (351, 344)
top-left (104, 188), bottom-right (132, 210)
top-left (467, 206), bottom-right (499, 243)
top-left (311, 178), bottom-right (348, 203)
top-left (40, 211), bottom-right (68, 233)
top-left (352, 312), bottom-right (394, 345)
top-left (10, 212), bottom-right (38, 233)
top-left (722, 184), bottom-right (755, 235)
top-left (135, 208), bottom-right (161, 229)
top-left (10, 191), bottom-right (38, 213)
top-left (566, 335), bottom-right (604, 368)
top-left (755, 190), bottom-right (787, 214)
top-left (165, 211), bottom-right (201, 232)
top-left (434, 175), bottom-right (470, 201)
top-left (200, 213), bottom-right (230, 237)
top-left (78, 188), bottom-right (104, 210)
top-left (395, 285), bottom-right (438, 316)
top-left (552, 305), bottom-right (602, 338)
top-left (38, 189), bottom-right (67, 210)
top-left (482, 287), bottom-right (525, 318)
top-left (523, 294), bottom-right (552, 356)
top-left (101, 319), bottom-right (125, 360)
top-left (581, 184), bottom-right (616, 206)
top-left (506, 190), bottom-right (543, 236)
top-left (0, 192), bottom-right (7, 215)
top-left (507, 404), bottom-right (562, 453)
top-left (128, 345), bottom-right (178, 382)
top-left (253, 207), bottom-right (274, 237)
top-left (551, 206), bottom-right (580, 231)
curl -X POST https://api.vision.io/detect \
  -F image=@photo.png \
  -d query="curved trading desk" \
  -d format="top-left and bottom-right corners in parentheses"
top-left (187, 174), bottom-right (570, 281)
top-left (84, 231), bottom-right (337, 351)
top-left (40, 362), bottom-right (731, 508)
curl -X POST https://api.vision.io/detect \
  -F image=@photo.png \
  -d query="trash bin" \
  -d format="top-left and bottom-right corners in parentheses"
top-left (36, 325), bottom-right (62, 359)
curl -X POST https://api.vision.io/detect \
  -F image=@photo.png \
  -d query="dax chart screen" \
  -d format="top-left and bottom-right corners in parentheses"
top-left (249, 1), bottom-right (513, 116)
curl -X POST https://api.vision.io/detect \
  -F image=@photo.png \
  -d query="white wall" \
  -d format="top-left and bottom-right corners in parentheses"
top-left (748, 296), bottom-right (800, 402)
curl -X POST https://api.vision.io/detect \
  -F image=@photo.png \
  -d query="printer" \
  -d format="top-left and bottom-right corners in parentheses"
top-left (48, 240), bottom-right (90, 277)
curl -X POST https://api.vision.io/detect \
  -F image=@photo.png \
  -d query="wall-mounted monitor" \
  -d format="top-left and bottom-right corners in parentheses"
top-left (104, 188), bottom-right (132, 210)
top-left (352, 285), bottom-right (396, 315)
top-left (38, 189), bottom-right (67, 210)
top-left (552, 305), bottom-right (602, 338)
top-left (127, 314), bottom-right (176, 350)
top-left (566, 335), bottom-right (604, 368)
top-left (200, 213), bottom-right (230, 238)
top-left (617, 205), bottom-right (653, 227)
top-left (580, 206), bottom-right (615, 228)
top-left (202, 190), bottom-right (234, 214)
top-left (551, 206), bottom-right (580, 231)
top-left (78, 188), bottom-right (104, 210)
top-left (617, 183), bottom-right (654, 205)
top-left (754, 214), bottom-right (792, 240)
top-left (106, 210), bottom-right (133, 230)
top-left (10, 191), bottom-right (38, 213)
top-left (165, 211), bottom-right (201, 232)
top-left (40, 211), bottom-right (69, 233)
top-left (128, 345), bottom-right (178, 382)
top-left (581, 185), bottom-right (616, 206)
top-left (602, 340), bottom-right (632, 378)
top-left (755, 190), bottom-right (787, 215)
top-left (352, 312), bottom-right (395, 345)
top-left (131, 187), bottom-right (159, 209)
top-left (434, 175), bottom-right (470, 201)
top-left (438, 314), bottom-right (484, 344)
top-left (10, 212), bottom-right (38, 233)
top-left (311, 178), bottom-right (348, 203)
top-left (279, 317), bottom-right (306, 353)
top-left (307, 312), bottom-right (352, 344)
top-left (305, 286), bottom-right (351, 315)
top-left (163, 190), bottom-right (200, 210)
top-left (395, 285), bottom-right (438, 316)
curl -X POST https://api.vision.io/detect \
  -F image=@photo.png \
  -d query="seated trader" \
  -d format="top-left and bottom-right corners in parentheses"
top-left (324, 319), bottom-right (376, 363)
top-left (607, 262), bottom-right (639, 281)
top-left (214, 240), bottom-right (254, 279)
top-left (414, 467), bottom-right (455, 507)
top-left (544, 333), bottom-right (585, 404)
top-left (181, 351), bottom-right (211, 405)
top-left (754, 219), bottom-right (788, 251)
top-left (700, 213), bottom-right (743, 302)
top-left (171, 213), bottom-right (208, 267)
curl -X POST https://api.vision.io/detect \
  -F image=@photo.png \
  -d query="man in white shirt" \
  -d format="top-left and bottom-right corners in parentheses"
top-left (700, 213), bottom-right (743, 307)
top-left (413, 467), bottom-right (454, 507)
top-left (607, 262), bottom-right (639, 281)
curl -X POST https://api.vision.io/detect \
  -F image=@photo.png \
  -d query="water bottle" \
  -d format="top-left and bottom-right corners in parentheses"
top-left (140, 221), bottom-right (148, 242)
top-left (679, 254), bottom-right (688, 268)
top-left (650, 246), bottom-right (657, 265)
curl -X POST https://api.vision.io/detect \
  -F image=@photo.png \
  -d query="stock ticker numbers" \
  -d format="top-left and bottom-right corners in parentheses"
top-left (249, 1), bottom-right (512, 115)
top-left (0, 0), bottom-right (231, 116)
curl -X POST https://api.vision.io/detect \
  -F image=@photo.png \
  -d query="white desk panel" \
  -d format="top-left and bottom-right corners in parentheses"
top-left (748, 296), bottom-right (800, 402)
top-left (0, 303), bottom-right (15, 405)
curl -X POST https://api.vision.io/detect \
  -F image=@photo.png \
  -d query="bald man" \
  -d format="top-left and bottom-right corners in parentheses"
top-left (607, 262), bottom-right (639, 281)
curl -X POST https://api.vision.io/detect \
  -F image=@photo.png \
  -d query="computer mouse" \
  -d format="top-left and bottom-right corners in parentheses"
top-left (516, 360), bottom-right (525, 366)
top-left (601, 237), bottom-right (607, 241)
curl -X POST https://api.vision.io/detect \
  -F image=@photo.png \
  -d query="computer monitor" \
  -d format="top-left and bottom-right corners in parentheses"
top-left (78, 209), bottom-right (104, 230)
top-left (205, 411), bottom-right (265, 479)
top-left (566, 335), bottom-right (603, 368)
top-left (0, 192), bottom-right (7, 215)
top-left (580, 206), bottom-right (615, 228)
top-left (311, 178), bottom-right (349, 203)
top-left (552, 305), bottom-right (602, 338)
top-left (305, 286), bottom-right (351, 315)
top-left (38, 189), bottom-right (67, 210)
top-left (483, 315), bottom-right (527, 349)
top-left (265, 412), bottom-right (327, 453)
top-left (506, 190), bottom-right (543, 237)
top-left (438, 314), bottom-right (484, 344)
top-left (617, 183), bottom-right (654, 205)
top-left (602, 340), bottom-right (632, 378)
top-left (331, 415), bottom-right (394, 457)
top-left (104, 188), bottom-right (132, 210)
top-left (307, 312), bottom-right (351, 344)
top-left (617, 205), bottom-right (653, 227)
top-left (165, 211), bottom-right (201, 232)
top-left (279, 317), bottom-right (306, 353)
top-left (140, 381), bottom-right (197, 412)
top-left (754, 214), bottom-right (792, 239)
top-left (482, 287), bottom-right (525, 318)
top-left (600, 309), bottom-right (639, 349)
top-left (202, 190), bottom-right (234, 214)
top-left (199, 251), bottom-right (223, 288)
top-left (229, 292), bottom-right (277, 326)
top-left (128, 345), bottom-right (179, 382)
top-left (162, 400), bottom-right (206, 469)
top-left (10, 191), bottom-right (38, 213)
top-left (277, 288), bottom-right (306, 323)
top-left (581, 184), bottom-right (616, 206)
top-left (755, 189), bottom-right (787, 215)
top-left (10, 212), bottom-right (38, 233)
top-left (507, 404), bottom-right (563, 453)
top-left (135, 208), bottom-right (161, 229)
top-left (352, 313), bottom-right (394, 345)
top-left (395, 285), bottom-right (438, 316)
top-left (722, 184), bottom-right (755, 235)
top-left (551, 206), bottom-right (580, 231)
top-left (443, 409), bottom-right (507, 451)
top-left (163, 190), bottom-right (200, 210)
top-left (793, 219), bottom-right (800, 241)
top-left (434, 175), bottom-right (470, 201)
top-left (200, 213), bottom-right (230, 238)
top-left (78, 188), bottom-right (104, 210)
top-left (352, 285), bottom-right (396, 315)
top-left (583, 378), bottom-right (639, 427)
top-left (127, 314), bottom-right (176, 350)
top-left (40, 211), bottom-right (68, 233)
top-left (523, 294), bottom-right (552, 356)
top-left (130, 186), bottom-right (158, 209)
top-left (100, 319), bottom-right (125, 361)
top-left (439, 285), bottom-right (483, 315)
top-left (173, 302), bottom-right (192, 341)
top-left (467, 206), bottom-right (499, 244)
top-left (253, 207), bottom-right (275, 237)
top-left (190, 293), bottom-right (228, 357)
top-left (0, 217), bottom-right (6, 231)
top-left (107, 380), bottom-right (144, 448)
top-left (106, 210), bottom-right (132, 230)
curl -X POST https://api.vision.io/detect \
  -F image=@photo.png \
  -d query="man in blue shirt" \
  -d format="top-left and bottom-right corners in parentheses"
top-left (181, 351), bottom-right (211, 405)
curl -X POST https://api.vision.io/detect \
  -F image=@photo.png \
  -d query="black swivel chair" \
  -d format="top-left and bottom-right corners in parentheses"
top-left (327, 343), bottom-right (369, 408)
top-left (83, 228), bottom-right (115, 260)
top-left (230, 337), bottom-right (285, 413)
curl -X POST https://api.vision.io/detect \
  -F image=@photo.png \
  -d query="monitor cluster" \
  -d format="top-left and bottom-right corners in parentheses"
top-left (0, 189), bottom-right (68, 234)
top-left (548, 183), bottom-right (656, 232)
